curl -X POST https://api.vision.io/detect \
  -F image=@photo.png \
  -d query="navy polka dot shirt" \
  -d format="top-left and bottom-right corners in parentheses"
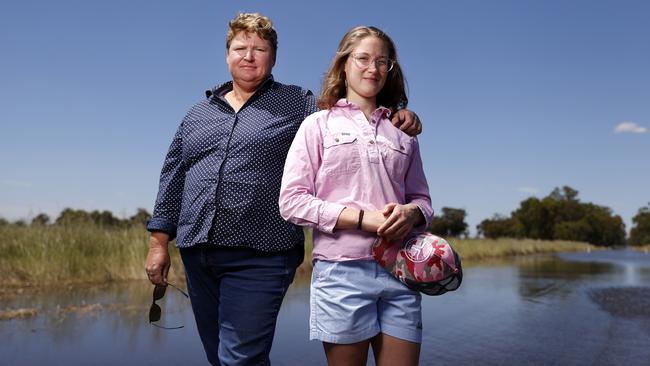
top-left (147, 76), bottom-right (317, 251)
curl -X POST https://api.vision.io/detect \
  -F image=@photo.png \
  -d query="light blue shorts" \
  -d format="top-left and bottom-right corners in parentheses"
top-left (310, 259), bottom-right (422, 344)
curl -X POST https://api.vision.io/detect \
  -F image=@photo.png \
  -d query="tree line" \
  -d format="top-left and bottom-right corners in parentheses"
top-left (0, 208), bottom-right (152, 228)
top-left (2, 186), bottom-right (649, 247)
top-left (428, 186), bottom-right (649, 247)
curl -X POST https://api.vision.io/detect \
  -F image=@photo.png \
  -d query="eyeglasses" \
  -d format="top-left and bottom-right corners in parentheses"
top-left (149, 282), bottom-right (189, 330)
top-left (350, 53), bottom-right (395, 73)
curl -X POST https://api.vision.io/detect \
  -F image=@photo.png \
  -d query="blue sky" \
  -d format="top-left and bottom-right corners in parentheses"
top-left (1, 0), bottom-right (648, 234)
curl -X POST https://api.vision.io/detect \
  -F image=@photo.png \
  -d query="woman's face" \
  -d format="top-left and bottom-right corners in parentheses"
top-left (344, 36), bottom-right (389, 104)
top-left (226, 31), bottom-right (275, 90)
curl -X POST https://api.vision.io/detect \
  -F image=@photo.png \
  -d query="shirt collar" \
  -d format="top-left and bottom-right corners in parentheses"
top-left (334, 98), bottom-right (392, 119)
top-left (206, 74), bottom-right (275, 100)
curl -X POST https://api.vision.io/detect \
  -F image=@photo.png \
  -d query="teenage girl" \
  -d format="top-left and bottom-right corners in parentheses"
top-left (279, 26), bottom-right (432, 366)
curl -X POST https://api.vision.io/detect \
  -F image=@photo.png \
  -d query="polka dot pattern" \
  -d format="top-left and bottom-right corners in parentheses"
top-left (148, 76), bottom-right (317, 251)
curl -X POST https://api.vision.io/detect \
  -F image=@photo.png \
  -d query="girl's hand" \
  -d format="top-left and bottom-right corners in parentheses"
top-left (377, 203), bottom-right (424, 241)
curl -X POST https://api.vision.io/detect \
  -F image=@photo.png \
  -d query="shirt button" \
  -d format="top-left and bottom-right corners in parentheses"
top-left (369, 140), bottom-right (375, 145)
top-left (335, 138), bottom-right (340, 142)
top-left (400, 145), bottom-right (404, 150)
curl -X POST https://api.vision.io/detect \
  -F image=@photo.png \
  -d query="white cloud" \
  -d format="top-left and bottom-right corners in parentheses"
top-left (517, 187), bottom-right (539, 195)
top-left (614, 121), bottom-right (647, 134)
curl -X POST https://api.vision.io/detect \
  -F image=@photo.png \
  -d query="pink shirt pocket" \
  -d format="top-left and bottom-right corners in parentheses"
top-left (322, 132), bottom-right (361, 176)
top-left (377, 134), bottom-right (413, 183)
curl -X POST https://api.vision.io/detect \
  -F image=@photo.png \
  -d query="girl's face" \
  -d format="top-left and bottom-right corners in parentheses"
top-left (344, 36), bottom-right (390, 104)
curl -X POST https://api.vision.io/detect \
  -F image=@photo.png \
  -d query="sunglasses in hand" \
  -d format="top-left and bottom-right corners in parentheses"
top-left (149, 282), bottom-right (189, 330)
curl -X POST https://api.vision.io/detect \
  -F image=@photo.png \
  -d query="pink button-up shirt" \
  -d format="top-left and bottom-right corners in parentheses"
top-left (279, 99), bottom-right (433, 262)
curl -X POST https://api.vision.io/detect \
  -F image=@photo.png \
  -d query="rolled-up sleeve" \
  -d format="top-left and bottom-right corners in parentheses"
top-left (404, 138), bottom-right (434, 231)
top-left (146, 124), bottom-right (186, 239)
top-left (279, 114), bottom-right (345, 234)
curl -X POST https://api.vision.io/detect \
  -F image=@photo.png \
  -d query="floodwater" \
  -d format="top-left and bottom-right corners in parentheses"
top-left (1, 249), bottom-right (650, 365)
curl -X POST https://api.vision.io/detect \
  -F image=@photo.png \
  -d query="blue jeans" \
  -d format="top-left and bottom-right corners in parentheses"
top-left (180, 244), bottom-right (303, 366)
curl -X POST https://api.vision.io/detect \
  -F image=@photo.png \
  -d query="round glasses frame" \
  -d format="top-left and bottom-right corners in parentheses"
top-left (350, 53), bottom-right (395, 73)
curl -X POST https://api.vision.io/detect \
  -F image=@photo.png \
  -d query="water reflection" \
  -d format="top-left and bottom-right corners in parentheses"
top-left (516, 255), bottom-right (616, 302)
top-left (561, 249), bottom-right (650, 286)
top-left (589, 287), bottom-right (650, 319)
top-left (421, 250), bottom-right (650, 366)
top-left (1, 282), bottom-right (203, 365)
top-left (2, 250), bottom-right (650, 365)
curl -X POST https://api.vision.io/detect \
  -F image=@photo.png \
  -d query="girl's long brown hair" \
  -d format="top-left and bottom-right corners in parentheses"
top-left (318, 26), bottom-right (408, 111)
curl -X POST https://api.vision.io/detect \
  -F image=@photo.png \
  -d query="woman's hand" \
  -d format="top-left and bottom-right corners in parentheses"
top-left (390, 109), bottom-right (422, 136)
top-left (377, 203), bottom-right (424, 241)
top-left (145, 232), bottom-right (171, 286)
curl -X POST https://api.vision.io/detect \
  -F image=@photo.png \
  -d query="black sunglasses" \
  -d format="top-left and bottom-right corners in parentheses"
top-left (149, 282), bottom-right (189, 330)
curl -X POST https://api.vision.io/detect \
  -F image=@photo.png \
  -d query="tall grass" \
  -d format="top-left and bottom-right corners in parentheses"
top-left (0, 224), bottom-right (184, 287)
top-left (295, 230), bottom-right (596, 272)
top-left (630, 244), bottom-right (650, 253)
top-left (1, 225), bottom-right (596, 287)
top-left (447, 237), bottom-right (595, 261)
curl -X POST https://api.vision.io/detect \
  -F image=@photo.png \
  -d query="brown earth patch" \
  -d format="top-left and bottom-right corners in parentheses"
top-left (0, 308), bottom-right (38, 320)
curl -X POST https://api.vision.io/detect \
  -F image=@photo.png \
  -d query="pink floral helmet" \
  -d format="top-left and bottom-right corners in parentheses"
top-left (372, 232), bottom-right (462, 296)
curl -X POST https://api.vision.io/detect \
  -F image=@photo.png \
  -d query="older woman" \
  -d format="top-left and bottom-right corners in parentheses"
top-left (145, 13), bottom-right (422, 366)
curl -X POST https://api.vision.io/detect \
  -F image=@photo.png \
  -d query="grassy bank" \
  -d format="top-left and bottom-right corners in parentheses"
top-left (630, 244), bottom-right (650, 253)
top-left (1, 225), bottom-right (596, 287)
top-left (448, 237), bottom-right (595, 260)
top-left (0, 224), bottom-right (183, 287)
top-left (296, 233), bottom-right (596, 272)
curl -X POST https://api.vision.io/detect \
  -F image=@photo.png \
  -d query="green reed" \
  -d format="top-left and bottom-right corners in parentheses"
top-left (1, 224), bottom-right (595, 287)
top-left (447, 237), bottom-right (595, 260)
top-left (0, 224), bottom-right (184, 287)
top-left (296, 231), bottom-right (595, 273)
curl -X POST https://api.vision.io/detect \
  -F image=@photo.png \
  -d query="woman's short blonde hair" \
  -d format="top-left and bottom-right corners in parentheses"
top-left (318, 26), bottom-right (407, 111)
top-left (226, 13), bottom-right (278, 53)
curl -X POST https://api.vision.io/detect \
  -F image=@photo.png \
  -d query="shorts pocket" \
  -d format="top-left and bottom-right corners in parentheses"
top-left (312, 260), bottom-right (337, 282)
